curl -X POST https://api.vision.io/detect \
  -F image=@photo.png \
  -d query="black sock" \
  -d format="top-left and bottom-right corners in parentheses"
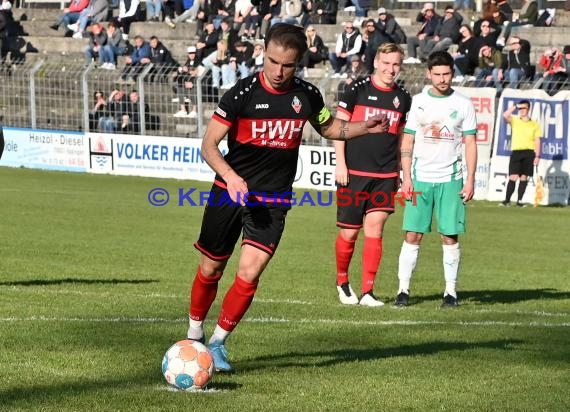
top-left (518, 181), bottom-right (528, 202)
top-left (505, 180), bottom-right (516, 202)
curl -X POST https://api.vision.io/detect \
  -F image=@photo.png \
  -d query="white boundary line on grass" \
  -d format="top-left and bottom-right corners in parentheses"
top-left (0, 316), bottom-right (568, 328)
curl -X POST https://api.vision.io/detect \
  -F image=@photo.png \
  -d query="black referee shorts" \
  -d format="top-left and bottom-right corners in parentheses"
top-left (194, 184), bottom-right (288, 261)
top-left (508, 150), bottom-right (535, 177)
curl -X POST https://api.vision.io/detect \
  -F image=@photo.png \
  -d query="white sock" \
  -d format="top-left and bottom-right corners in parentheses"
top-left (398, 241), bottom-right (420, 293)
top-left (209, 324), bottom-right (231, 344)
top-left (187, 319), bottom-right (204, 341)
top-left (442, 243), bottom-right (460, 298)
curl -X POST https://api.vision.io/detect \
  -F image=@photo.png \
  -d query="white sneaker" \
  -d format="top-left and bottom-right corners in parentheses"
top-left (496, 37), bottom-right (505, 47)
top-left (188, 111), bottom-right (197, 118)
top-left (122, 33), bottom-right (129, 41)
top-left (67, 23), bottom-right (79, 32)
top-left (337, 282), bottom-right (359, 305)
top-left (340, 73), bottom-right (348, 79)
top-left (100, 62), bottom-right (109, 69)
top-left (107, 63), bottom-right (116, 70)
top-left (164, 16), bottom-right (176, 28)
top-left (359, 292), bottom-right (385, 307)
top-left (173, 110), bottom-right (188, 118)
top-left (331, 73), bottom-right (341, 78)
top-left (72, 31), bottom-right (83, 39)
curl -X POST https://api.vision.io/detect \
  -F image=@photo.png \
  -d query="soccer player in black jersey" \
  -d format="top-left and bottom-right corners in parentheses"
top-left (187, 23), bottom-right (390, 372)
top-left (334, 43), bottom-right (412, 307)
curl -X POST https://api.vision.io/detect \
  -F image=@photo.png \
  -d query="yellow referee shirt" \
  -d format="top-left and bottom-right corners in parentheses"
top-left (510, 116), bottom-right (541, 151)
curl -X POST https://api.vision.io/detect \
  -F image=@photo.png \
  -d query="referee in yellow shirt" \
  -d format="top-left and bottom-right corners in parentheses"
top-left (500, 100), bottom-right (542, 207)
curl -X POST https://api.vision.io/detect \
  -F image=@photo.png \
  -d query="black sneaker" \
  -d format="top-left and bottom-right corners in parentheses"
top-left (394, 291), bottom-right (409, 307)
top-left (516, 201), bottom-right (526, 208)
top-left (49, 23), bottom-right (59, 31)
top-left (499, 201), bottom-right (511, 207)
top-left (441, 294), bottom-right (458, 308)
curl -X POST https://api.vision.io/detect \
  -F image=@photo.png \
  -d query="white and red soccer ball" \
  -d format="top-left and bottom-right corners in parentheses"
top-left (162, 339), bottom-right (214, 390)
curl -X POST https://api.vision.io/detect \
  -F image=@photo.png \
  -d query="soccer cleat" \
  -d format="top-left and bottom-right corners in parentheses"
top-left (337, 282), bottom-right (358, 305)
top-left (207, 340), bottom-right (232, 372)
top-left (441, 294), bottom-right (459, 308)
top-left (359, 291), bottom-right (385, 307)
top-left (499, 201), bottom-right (511, 207)
top-left (394, 291), bottom-right (409, 307)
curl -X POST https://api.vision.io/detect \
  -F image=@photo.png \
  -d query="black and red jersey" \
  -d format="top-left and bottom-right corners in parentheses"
top-left (212, 71), bottom-right (329, 195)
top-left (337, 76), bottom-right (411, 177)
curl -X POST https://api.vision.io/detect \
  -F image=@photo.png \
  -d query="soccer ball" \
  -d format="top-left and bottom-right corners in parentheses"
top-left (162, 339), bottom-right (214, 390)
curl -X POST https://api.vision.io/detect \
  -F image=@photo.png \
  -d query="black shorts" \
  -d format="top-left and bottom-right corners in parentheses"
top-left (194, 184), bottom-right (288, 261)
top-left (509, 150), bottom-right (535, 177)
top-left (336, 176), bottom-right (399, 228)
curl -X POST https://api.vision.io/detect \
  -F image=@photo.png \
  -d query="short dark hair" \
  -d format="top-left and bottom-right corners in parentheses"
top-left (265, 23), bottom-right (308, 60)
top-left (427, 51), bottom-right (454, 70)
top-left (518, 99), bottom-right (531, 107)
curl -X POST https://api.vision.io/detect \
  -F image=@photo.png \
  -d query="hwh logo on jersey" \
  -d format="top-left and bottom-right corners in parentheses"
top-left (363, 107), bottom-right (401, 127)
top-left (251, 120), bottom-right (304, 141)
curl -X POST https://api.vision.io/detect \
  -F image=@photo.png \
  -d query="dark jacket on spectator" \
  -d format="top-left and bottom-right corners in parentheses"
top-left (495, 0), bottom-right (513, 25)
top-left (456, 37), bottom-right (483, 75)
top-left (108, 27), bottom-right (127, 48)
top-left (88, 28), bottom-right (108, 48)
top-left (130, 40), bottom-right (151, 64)
top-left (150, 41), bottom-right (178, 67)
top-left (415, 11), bottom-right (441, 37)
top-left (501, 41), bottom-right (531, 76)
top-left (377, 13), bottom-right (407, 44)
top-left (435, 11), bottom-right (463, 43)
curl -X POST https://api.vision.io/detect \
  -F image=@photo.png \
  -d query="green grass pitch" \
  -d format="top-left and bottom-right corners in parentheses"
top-left (0, 167), bottom-right (568, 411)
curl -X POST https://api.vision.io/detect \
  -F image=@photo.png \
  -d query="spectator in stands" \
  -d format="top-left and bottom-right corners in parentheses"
top-left (495, 36), bottom-right (531, 91)
top-left (99, 88), bottom-right (129, 132)
top-left (426, 5), bottom-right (463, 55)
top-left (89, 90), bottom-right (107, 130)
top-left (248, 42), bottom-right (264, 72)
top-left (310, 0), bottom-right (336, 24)
top-left (362, 18), bottom-right (391, 73)
top-left (117, 0), bottom-right (141, 36)
top-left (539, 47), bottom-right (568, 95)
top-left (165, 0), bottom-right (202, 28)
top-left (49, 0), bottom-right (90, 36)
top-left (453, 0), bottom-right (472, 11)
top-left (376, 7), bottom-right (406, 45)
top-left (230, 40), bottom-right (254, 79)
top-left (299, 0), bottom-right (312, 27)
top-left (218, 17), bottom-right (238, 49)
top-left (193, 0), bottom-right (223, 34)
top-left (496, 0), bottom-right (538, 47)
top-left (474, 44), bottom-right (502, 86)
top-left (233, 0), bottom-right (254, 33)
top-left (173, 46), bottom-right (202, 118)
top-left (329, 21), bottom-right (362, 77)
top-left (119, 35), bottom-right (152, 83)
top-left (491, 0), bottom-right (513, 27)
top-left (196, 21), bottom-right (218, 62)
top-left (299, 25), bottom-right (327, 74)
top-left (477, 19), bottom-right (499, 48)
top-left (125, 90), bottom-right (152, 133)
top-left (453, 24), bottom-right (482, 78)
top-left (336, 54), bottom-right (367, 99)
top-left (146, 0), bottom-right (163, 22)
top-left (68, 0), bottom-right (110, 39)
top-left (273, 0), bottom-right (303, 26)
top-left (349, 0), bottom-right (368, 21)
top-left (84, 22), bottom-right (108, 66)
top-left (473, 1), bottom-right (500, 35)
top-left (0, 3), bottom-right (11, 66)
top-left (240, 0), bottom-right (259, 38)
top-left (404, 2), bottom-right (441, 64)
top-left (99, 19), bottom-right (128, 69)
top-left (258, 0), bottom-right (280, 40)
top-left (202, 39), bottom-right (231, 89)
top-left (148, 36), bottom-right (179, 81)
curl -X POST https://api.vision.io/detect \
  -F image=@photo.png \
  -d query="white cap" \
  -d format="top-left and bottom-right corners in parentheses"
top-left (377, 7), bottom-right (387, 15)
top-left (422, 2), bottom-right (434, 11)
top-left (187, 46), bottom-right (196, 53)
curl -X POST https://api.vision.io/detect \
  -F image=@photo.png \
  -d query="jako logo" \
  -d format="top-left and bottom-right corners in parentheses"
top-left (255, 104), bottom-right (269, 109)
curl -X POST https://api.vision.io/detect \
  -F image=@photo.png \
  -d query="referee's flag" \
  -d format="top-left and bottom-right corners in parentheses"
top-left (534, 167), bottom-right (544, 208)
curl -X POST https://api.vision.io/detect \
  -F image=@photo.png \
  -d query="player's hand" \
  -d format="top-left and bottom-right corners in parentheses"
top-left (365, 114), bottom-right (389, 134)
top-left (225, 171), bottom-right (248, 206)
top-left (335, 164), bottom-right (349, 186)
top-left (460, 181), bottom-right (474, 203)
top-left (401, 178), bottom-right (414, 201)
top-left (533, 156), bottom-right (540, 166)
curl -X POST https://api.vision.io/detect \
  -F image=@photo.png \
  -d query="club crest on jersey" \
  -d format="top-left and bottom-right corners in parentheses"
top-left (393, 96), bottom-right (400, 108)
top-left (292, 96), bottom-right (302, 113)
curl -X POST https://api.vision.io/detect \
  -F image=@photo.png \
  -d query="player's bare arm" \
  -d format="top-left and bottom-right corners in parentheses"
top-left (318, 115), bottom-right (389, 140)
top-left (400, 132), bottom-right (415, 200)
top-left (502, 104), bottom-right (517, 123)
top-left (333, 111), bottom-right (351, 186)
top-left (534, 135), bottom-right (541, 166)
top-left (201, 119), bottom-right (248, 205)
top-left (461, 134), bottom-right (477, 202)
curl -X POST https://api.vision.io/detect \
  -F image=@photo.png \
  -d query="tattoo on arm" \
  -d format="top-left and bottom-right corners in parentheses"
top-left (339, 120), bottom-right (348, 140)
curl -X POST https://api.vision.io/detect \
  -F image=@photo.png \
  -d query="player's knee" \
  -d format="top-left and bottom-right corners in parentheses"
top-left (405, 232), bottom-right (423, 245)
